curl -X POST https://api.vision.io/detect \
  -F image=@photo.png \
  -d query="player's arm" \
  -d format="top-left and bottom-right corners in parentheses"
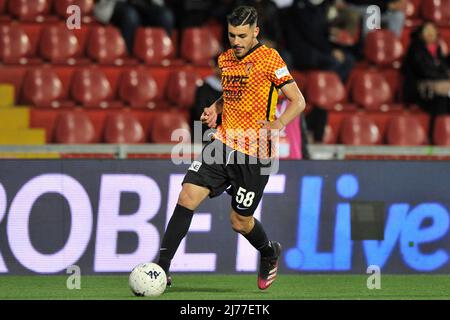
top-left (277, 82), bottom-right (306, 128)
top-left (200, 96), bottom-right (224, 128)
top-left (258, 82), bottom-right (306, 130)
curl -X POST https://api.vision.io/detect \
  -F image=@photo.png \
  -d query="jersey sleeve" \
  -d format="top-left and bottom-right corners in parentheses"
top-left (265, 49), bottom-right (294, 89)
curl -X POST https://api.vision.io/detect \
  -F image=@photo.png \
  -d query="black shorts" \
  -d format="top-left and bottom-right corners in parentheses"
top-left (182, 139), bottom-right (271, 216)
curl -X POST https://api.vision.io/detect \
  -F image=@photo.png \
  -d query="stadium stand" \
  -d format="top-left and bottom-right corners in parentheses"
top-left (103, 111), bottom-right (145, 144)
top-left (54, 109), bottom-right (96, 143)
top-left (87, 25), bottom-right (129, 66)
top-left (133, 27), bottom-right (176, 66)
top-left (364, 29), bottom-right (405, 68)
top-left (386, 113), bottom-right (428, 146)
top-left (180, 27), bottom-right (221, 66)
top-left (0, 0), bottom-right (448, 160)
top-left (339, 113), bottom-right (382, 145)
top-left (433, 115), bottom-right (450, 146)
top-left (118, 68), bottom-right (158, 109)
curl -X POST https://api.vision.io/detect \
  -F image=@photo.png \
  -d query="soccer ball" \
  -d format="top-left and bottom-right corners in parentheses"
top-left (129, 262), bottom-right (167, 297)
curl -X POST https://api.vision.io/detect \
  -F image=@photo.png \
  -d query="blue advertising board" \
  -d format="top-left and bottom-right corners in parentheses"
top-left (0, 160), bottom-right (448, 274)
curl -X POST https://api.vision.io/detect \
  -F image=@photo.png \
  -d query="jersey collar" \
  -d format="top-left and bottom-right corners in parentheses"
top-left (235, 42), bottom-right (263, 61)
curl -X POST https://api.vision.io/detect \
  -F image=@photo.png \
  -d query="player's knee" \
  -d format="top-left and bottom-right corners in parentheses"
top-left (177, 189), bottom-right (197, 210)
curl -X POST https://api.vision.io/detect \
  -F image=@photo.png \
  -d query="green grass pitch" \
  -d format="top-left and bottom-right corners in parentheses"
top-left (0, 275), bottom-right (449, 300)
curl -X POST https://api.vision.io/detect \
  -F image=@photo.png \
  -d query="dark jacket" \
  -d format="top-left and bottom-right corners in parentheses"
top-left (286, 0), bottom-right (335, 69)
top-left (402, 29), bottom-right (449, 104)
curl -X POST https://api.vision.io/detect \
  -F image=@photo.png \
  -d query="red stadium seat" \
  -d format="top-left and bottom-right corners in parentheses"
top-left (433, 115), bottom-right (450, 146)
top-left (351, 71), bottom-right (393, 111)
top-left (166, 70), bottom-right (202, 108)
top-left (305, 71), bottom-right (347, 111)
top-left (133, 28), bottom-right (175, 66)
top-left (40, 25), bottom-right (83, 65)
top-left (104, 112), bottom-right (145, 144)
top-left (150, 111), bottom-right (191, 143)
top-left (87, 26), bottom-right (128, 65)
top-left (339, 113), bottom-right (382, 145)
top-left (323, 124), bottom-right (339, 144)
top-left (364, 29), bottom-right (404, 67)
top-left (71, 67), bottom-right (114, 108)
top-left (8, 0), bottom-right (52, 22)
top-left (54, 0), bottom-right (94, 23)
top-left (118, 68), bottom-right (158, 108)
top-left (406, 0), bottom-right (421, 19)
top-left (181, 27), bottom-right (221, 66)
top-left (0, 25), bottom-right (34, 64)
top-left (386, 114), bottom-right (428, 145)
top-left (421, 0), bottom-right (450, 26)
top-left (54, 110), bottom-right (96, 144)
top-left (22, 67), bottom-right (65, 108)
top-left (440, 27), bottom-right (450, 56)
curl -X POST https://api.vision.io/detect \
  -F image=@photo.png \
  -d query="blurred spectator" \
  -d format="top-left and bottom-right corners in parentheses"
top-left (276, 95), bottom-right (310, 159)
top-left (94, 0), bottom-right (175, 54)
top-left (191, 58), bottom-right (223, 141)
top-left (284, 0), bottom-right (355, 82)
top-left (403, 22), bottom-right (450, 139)
top-left (169, 0), bottom-right (215, 28)
top-left (341, 0), bottom-right (406, 37)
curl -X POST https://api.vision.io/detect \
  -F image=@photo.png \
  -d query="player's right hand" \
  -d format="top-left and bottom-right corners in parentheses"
top-left (200, 107), bottom-right (218, 128)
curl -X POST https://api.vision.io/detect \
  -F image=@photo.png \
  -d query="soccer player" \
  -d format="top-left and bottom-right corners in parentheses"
top-left (157, 5), bottom-right (305, 290)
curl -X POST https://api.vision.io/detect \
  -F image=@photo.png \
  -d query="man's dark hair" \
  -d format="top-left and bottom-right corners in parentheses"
top-left (227, 6), bottom-right (258, 27)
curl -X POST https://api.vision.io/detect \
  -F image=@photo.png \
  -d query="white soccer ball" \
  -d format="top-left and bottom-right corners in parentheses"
top-left (129, 262), bottom-right (167, 297)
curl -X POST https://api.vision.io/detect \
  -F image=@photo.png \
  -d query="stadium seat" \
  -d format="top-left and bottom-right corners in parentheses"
top-left (364, 29), bottom-right (404, 67)
top-left (351, 71), bottom-right (393, 111)
top-left (87, 26), bottom-right (128, 65)
top-left (71, 67), bottom-right (114, 108)
top-left (54, 0), bottom-right (94, 23)
top-left (305, 71), bottom-right (348, 111)
top-left (386, 114), bottom-right (428, 145)
top-left (8, 0), bottom-right (52, 22)
top-left (118, 68), bottom-right (158, 108)
top-left (181, 27), bottom-right (221, 66)
top-left (323, 123), bottom-right (339, 144)
top-left (40, 25), bottom-right (83, 65)
top-left (166, 70), bottom-right (202, 109)
top-left (54, 110), bottom-right (96, 144)
top-left (433, 115), bottom-right (450, 146)
top-left (440, 27), bottom-right (450, 56)
top-left (421, 0), bottom-right (450, 26)
top-left (0, 25), bottom-right (34, 64)
top-left (22, 67), bottom-right (67, 108)
top-left (133, 28), bottom-right (175, 66)
top-left (150, 111), bottom-right (191, 143)
top-left (103, 111), bottom-right (145, 144)
top-left (339, 113), bottom-right (382, 145)
top-left (406, 0), bottom-right (421, 20)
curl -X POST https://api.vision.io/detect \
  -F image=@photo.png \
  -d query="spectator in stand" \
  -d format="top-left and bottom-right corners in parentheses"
top-left (168, 0), bottom-right (214, 28)
top-left (191, 58), bottom-right (223, 142)
top-left (93, 0), bottom-right (175, 54)
top-left (340, 0), bottom-right (406, 37)
top-left (284, 0), bottom-right (355, 82)
top-left (403, 22), bottom-right (450, 140)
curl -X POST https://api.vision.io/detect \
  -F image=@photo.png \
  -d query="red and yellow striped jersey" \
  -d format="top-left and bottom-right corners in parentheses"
top-left (215, 43), bottom-right (294, 158)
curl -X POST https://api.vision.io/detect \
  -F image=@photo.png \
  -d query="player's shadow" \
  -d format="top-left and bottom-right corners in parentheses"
top-left (167, 287), bottom-right (237, 293)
